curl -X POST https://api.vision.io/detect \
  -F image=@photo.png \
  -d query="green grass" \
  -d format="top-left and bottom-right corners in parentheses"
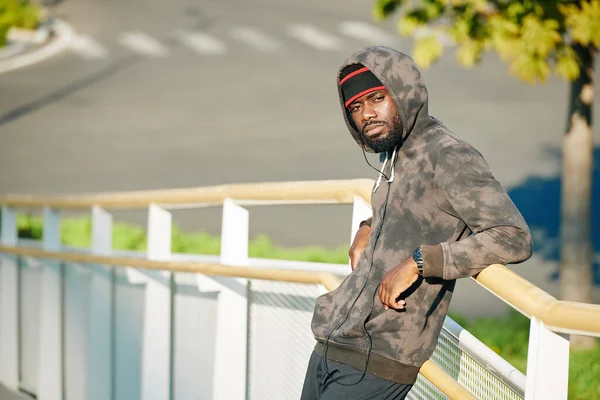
top-left (16, 214), bottom-right (351, 263)
top-left (449, 311), bottom-right (531, 373)
top-left (13, 214), bottom-right (600, 399)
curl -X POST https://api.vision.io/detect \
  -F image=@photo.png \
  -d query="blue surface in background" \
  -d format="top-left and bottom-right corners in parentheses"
top-left (508, 147), bottom-right (600, 285)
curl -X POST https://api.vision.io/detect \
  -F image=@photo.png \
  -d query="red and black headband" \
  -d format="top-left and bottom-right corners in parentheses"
top-left (339, 65), bottom-right (386, 108)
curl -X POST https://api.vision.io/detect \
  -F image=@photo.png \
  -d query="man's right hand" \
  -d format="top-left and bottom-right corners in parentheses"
top-left (349, 224), bottom-right (371, 271)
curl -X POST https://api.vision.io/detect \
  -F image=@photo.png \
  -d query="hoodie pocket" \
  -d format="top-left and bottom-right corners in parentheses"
top-left (361, 278), bottom-right (423, 359)
top-left (311, 274), bottom-right (373, 347)
top-left (395, 279), bottom-right (453, 365)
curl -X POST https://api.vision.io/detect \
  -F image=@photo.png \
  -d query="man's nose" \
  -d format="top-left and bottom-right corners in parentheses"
top-left (361, 105), bottom-right (377, 122)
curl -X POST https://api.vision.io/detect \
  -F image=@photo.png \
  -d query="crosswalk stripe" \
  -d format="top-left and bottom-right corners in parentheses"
top-left (70, 34), bottom-right (108, 59)
top-left (176, 31), bottom-right (227, 55)
top-left (119, 31), bottom-right (169, 57)
top-left (286, 24), bottom-right (343, 51)
top-left (338, 21), bottom-right (397, 46)
top-left (229, 27), bottom-right (281, 52)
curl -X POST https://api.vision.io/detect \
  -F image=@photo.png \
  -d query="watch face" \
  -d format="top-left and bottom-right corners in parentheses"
top-left (413, 247), bottom-right (422, 261)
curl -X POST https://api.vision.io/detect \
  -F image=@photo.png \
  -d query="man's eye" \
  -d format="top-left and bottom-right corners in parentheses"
top-left (374, 96), bottom-right (384, 101)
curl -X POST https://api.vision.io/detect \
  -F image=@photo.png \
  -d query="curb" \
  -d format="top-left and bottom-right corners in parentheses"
top-left (0, 18), bottom-right (76, 75)
top-left (0, 42), bottom-right (27, 61)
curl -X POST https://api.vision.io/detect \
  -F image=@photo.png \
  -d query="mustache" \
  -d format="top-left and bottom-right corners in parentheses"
top-left (361, 120), bottom-right (388, 135)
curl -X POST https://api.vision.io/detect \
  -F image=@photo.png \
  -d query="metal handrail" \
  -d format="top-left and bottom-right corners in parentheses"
top-left (476, 264), bottom-right (600, 337)
top-left (0, 179), bottom-right (374, 210)
top-left (1, 179), bottom-right (599, 337)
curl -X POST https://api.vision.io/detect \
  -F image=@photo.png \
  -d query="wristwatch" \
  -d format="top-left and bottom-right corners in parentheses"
top-left (413, 246), bottom-right (424, 275)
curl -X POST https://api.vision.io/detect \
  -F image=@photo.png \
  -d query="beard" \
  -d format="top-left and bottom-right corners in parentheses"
top-left (359, 113), bottom-right (404, 153)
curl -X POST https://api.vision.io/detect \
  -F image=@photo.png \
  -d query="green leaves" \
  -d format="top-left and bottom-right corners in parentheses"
top-left (560, 0), bottom-right (600, 47)
top-left (397, 13), bottom-right (424, 36)
top-left (413, 34), bottom-right (444, 67)
top-left (556, 46), bottom-right (581, 81)
top-left (456, 39), bottom-right (484, 67)
top-left (422, 0), bottom-right (446, 19)
top-left (501, 14), bottom-right (563, 83)
top-left (373, 0), bottom-right (405, 20)
top-left (509, 53), bottom-right (552, 84)
top-left (372, 0), bottom-right (599, 85)
top-left (520, 15), bottom-right (562, 58)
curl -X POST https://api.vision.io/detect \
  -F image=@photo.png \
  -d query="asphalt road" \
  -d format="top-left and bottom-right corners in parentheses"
top-left (1, 0), bottom-right (599, 253)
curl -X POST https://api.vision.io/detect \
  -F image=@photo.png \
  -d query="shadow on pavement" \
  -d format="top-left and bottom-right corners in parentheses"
top-left (508, 146), bottom-right (600, 285)
top-left (0, 55), bottom-right (144, 127)
top-left (0, 4), bottom-right (219, 127)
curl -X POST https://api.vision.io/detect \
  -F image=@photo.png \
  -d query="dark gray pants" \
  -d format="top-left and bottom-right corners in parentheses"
top-left (300, 351), bottom-right (413, 400)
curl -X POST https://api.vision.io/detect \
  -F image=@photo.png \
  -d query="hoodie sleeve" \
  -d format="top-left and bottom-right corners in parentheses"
top-left (420, 143), bottom-right (533, 281)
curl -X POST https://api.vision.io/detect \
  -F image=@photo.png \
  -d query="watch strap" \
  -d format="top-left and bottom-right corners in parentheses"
top-left (413, 246), bottom-right (424, 275)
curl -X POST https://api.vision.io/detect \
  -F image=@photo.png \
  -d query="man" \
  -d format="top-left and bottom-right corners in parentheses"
top-left (300, 46), bottom-right (533, 399)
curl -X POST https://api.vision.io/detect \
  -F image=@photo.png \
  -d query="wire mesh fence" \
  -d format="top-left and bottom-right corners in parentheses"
top-left (246, 278), bottom-right (525, 400)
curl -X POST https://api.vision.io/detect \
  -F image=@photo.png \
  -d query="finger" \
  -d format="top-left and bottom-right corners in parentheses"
top-left (384, 289), bottom-right (396, 310)
top-left (388, 286), bottom-right (407, 308)
top-left (350, 251), bottom-right (363, 270)
top-left (392, 300), bottom-right (406, 310)
top-left (379, 285), bottom-right (389, 309)
top-left (389, 295), bottom-right (406, 310)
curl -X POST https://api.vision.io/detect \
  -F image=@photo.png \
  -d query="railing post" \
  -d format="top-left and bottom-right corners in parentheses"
top-left (346, 195), bottom-right (372, 276)
top-left (38, 208), bottom-right (63, 400)
top-left (140, 204), bottom-right (172, 400)
top-left (350, 195), bottom-right (372, 246)
top-left (524, 317), bottom-right (570, 400)
top-left (88, 206), bottom-right (114, 400)
top-left (0, 206), bottom-right (19, 390)
top-left (211, 198), bottom-right (249, 400)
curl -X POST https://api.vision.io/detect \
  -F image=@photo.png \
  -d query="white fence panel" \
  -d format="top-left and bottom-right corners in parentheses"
top-left (172, 272), bottom-right (219, 400)
top-left (18, 256), bottom-right (42, 395)
top-left (0, 206), bottom-right (19, 390)
top-left (246, 279), bottom-right (322, 400)
top-left (37, 208), bottom-right (62, 400)
top-left (113, 272), bottom-right (145, 400)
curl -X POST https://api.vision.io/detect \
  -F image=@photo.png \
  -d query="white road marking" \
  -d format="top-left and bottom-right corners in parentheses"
top-left (70, 34), bottom-right (108, 59)
top-left (176, 30), bottom-right (227, 55)
top-left (0, 19), bottom-right (75, 75)
top-left (229, 27), bottom-right (281, 52)
top-left (286, 24), bottom-right (343, 51)
top-left (338, 21), bottom-right (397, 46)
top-left (119, 31), bottom-right (169, 57)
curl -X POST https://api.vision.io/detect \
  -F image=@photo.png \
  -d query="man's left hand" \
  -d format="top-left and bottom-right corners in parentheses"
top-left (378, 257), bottom-right (420, 310)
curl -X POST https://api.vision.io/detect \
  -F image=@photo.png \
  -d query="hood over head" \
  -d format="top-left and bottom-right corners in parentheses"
top-left (336, 46), bottom-right (439, 154)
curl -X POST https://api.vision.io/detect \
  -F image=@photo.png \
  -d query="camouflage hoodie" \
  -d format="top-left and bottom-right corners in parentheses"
top-left (310, 46), bottom-right (533, 384)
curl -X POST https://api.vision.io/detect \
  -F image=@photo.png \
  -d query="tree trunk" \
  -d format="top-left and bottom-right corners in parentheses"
top-left (561, 43), bottom-right (596, 350)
